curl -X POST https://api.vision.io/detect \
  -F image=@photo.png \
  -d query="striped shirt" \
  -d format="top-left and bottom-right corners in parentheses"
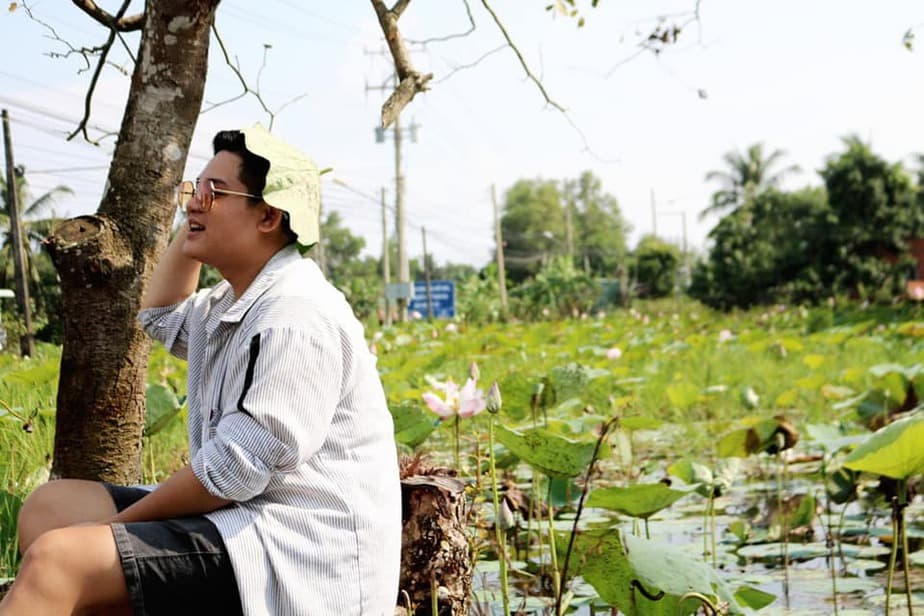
top-left (139, 245), bottom-right (402, 616)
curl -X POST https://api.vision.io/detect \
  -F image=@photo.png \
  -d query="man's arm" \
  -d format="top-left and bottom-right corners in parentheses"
top-left (109, 465), bottom-right (232, 524)
top-left (141, 227), bottom-right (201, 310)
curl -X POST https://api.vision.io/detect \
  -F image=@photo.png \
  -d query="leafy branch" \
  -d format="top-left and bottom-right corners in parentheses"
top-left (605, 0), bottom-right (704, 77)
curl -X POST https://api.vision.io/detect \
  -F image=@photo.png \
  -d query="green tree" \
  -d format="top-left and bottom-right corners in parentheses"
top-left (512, 256), bottom-right (599, 319)
top-left (502, 172), bottom-right (629, 282)
top-left (315, 211), bottom-right (382, 321)
top-left (819, 136), bottom-right (919, 297)
top-left (700, 143), bottom-right (800, 220)
top-left (566, 171), bottom-right (630, 277)
top-left (0, 173), bottom-right (72, 323)
top-left (690, 187), bottom-right (830, 308)
top-left (317, 210), bottom-right (367, 281)
top-left (633, 234), bottom-right (681, 298)
top-left (501, 178), bottom-right (565, 282)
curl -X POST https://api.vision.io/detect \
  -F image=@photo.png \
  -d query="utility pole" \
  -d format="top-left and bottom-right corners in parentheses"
top-left (421, 226), bottom-right (433, 320)
top-left (491, 184), bottom-right (508, 314)
top-left (394, 114), bottom-right (408, 322)
top-left (564, 196), bottom-right (575, 262)
top-left (1, 109), bottom-right (35, 357)
top-left (316, 200), bottom-right (327, 276)
top-left (367, 73), bottom-right (419, 323)
top-left (680, 210), bottom-right (689, 287)
top-left (650, 188), bottom-right (657, 237)
top-left (381, 187), bottom-right (392, 326)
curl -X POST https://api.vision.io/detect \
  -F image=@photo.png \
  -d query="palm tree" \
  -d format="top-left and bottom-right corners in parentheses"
top-left (0, 173), bottom-right (73, 308)
top-left (700, 143), bottom-right (800, 220)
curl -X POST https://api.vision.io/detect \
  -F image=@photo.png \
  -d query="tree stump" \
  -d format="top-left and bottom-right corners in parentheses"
top-left (396, 474), bottom-right (471, 616)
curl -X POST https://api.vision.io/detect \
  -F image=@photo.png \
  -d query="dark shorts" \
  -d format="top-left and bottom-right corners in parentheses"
top-left (103, 484), bottom-right (243, 616)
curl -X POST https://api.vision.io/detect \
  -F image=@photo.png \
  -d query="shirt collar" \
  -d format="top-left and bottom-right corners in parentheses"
top-left (218, 244), bottom-right (303, 325)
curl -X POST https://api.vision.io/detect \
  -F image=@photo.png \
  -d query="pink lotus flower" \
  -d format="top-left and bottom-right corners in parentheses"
top-left (606, 347), bottom-right (622, 360)
top-left (718, 329), bottom-right (734, 343)
top-left (422, 377), bottom-right (486, 419)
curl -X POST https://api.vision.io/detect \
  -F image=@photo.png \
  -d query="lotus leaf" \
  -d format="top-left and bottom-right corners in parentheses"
top-left (495, 424), bottom-right (599, 478)
top-left (580, 530), bottom-right (754, 615)
top-left (843, 411), bottom-right (924, 479)
top-left (389, 402), bottom-right (436, 448)
top-left (144, 383), bottom-right (184, 437)
top-left (585, 483), bottom-right (691, 519)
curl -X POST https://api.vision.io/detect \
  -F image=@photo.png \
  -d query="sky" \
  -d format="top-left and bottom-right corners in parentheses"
top-left (2, 0), bottom-right (923, 268)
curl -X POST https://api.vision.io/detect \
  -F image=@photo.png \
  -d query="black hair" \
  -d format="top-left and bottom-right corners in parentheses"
top-left (212, 130), bottom-right (269, 200)
top-left (213, 129), bottom-right (297, 244)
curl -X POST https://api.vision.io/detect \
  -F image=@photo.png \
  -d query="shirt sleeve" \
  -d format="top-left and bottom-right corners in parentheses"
top-left (191, 326), bottom-right (343, 501)
top-left (137, 293), bottom-right (202, 360)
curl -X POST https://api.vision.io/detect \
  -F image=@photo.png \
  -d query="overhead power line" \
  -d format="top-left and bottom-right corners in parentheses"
top-left (29, 165), bottom-right (110, 174)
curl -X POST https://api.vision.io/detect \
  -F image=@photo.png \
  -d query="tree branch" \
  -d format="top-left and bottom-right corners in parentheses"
top-left (370, 0), bottom-right (433, 128)
top-left (67, 27), bottom-right (117, 144)
top-left (606, 0), bottom-right (704, 77)
top-left (202, 27), bottom-right (308, 131)
top-left (478, 0), bottom-right (565, 112)
top-left (408, 0), bottom-right (475, 45)
top-left (70, 0), bottom-right (144, 32)
top-left (62, 0), bottom-right (135, 144)
top-left (435, 45), bottom-right (505, 84)
top-left (391, 0), bottom-right (411, 19)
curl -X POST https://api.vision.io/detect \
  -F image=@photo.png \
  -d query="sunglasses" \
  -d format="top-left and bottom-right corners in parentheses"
top-left (175, 179), bottom-right (262, 214)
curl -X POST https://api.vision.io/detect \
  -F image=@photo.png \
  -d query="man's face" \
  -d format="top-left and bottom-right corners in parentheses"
top-left (181, 150), bottom-right (266, 271)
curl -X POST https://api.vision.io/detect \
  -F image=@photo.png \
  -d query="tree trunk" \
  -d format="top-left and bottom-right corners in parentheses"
top-left (397, 475), bottom-right (472, 616)
top-left (45, 0), bottom-right (218, 483)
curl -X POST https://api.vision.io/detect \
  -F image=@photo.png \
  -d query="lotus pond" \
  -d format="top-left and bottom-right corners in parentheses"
top-left (2, 299), bottom-right (924, 614)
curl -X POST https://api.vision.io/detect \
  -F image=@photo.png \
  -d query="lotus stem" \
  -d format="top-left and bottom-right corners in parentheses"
top-left (900, 481), bottom-right (913, 616)
top-left (702, 498), bottom-right (709, 560)
top-left (819, 458), bottom-right (839, 615)
top-left (453, 414), bottom-right (461, 473)
top-left (631, 579), bottom-right (665, 602)
top-left (837, 501), bottom-right (849, 573)
top-left (488, 417), bottom-right (511, 616)
top-left (676, 592), bottom-right (718, 616)
top-left (709, 492), bottom-right (717, 569)
top-left (887, 495), bottom-right (899, 616)
top-left (815, 486), bottom-right (839, 616)
top-left (555, 417), bottom-right (617, 616)
top-left (776, 438), bottom-right (790, 607)
top-left (546, 483), bottom-right (561, 612)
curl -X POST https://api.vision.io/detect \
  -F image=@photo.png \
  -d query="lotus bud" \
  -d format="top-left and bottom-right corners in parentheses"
top-left (469, 361), bottom-right (480, 382)
top-left (486, 381), bottom-right (502, 414)
top-left (497, 498), bottom-right (516, 531)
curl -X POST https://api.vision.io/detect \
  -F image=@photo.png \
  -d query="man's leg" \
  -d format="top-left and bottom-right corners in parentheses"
top-left (0, 524), bottom-right (130, 615)
top-left (17, 480), bottom-right (117, 554)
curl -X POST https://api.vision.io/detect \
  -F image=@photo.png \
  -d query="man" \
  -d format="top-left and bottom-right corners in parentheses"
top-left (1, 125), bottom-right (402, 615)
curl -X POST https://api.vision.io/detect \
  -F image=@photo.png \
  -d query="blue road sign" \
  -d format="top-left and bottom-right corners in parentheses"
top-left (408, 280), bottom-right (455, 318)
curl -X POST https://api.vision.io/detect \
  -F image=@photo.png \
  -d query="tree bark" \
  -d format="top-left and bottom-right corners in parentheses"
top-left (45, 0), bottom-right (218, 483)
top-left (397, 475), bottom-right (472, 616)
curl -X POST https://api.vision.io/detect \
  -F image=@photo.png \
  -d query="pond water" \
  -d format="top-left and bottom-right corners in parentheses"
top-left (470, 473), bottom-right (924, 615)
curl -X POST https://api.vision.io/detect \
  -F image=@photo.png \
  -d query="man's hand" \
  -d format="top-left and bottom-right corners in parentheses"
top-left (141, 226), bottom-right (202, 310)
top-left (112, 465), bottom-right (232, 524)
